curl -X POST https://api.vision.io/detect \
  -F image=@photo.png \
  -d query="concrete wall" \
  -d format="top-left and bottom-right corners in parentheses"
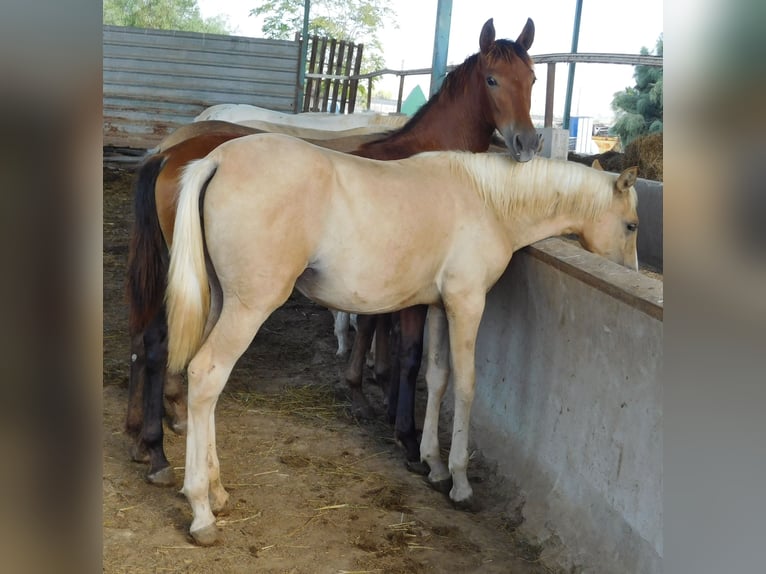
top-left (455, 238), bottom-right (662, 573)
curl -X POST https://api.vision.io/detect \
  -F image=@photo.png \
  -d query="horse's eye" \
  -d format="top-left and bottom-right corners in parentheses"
top-left (486, 76), bottom-right (498, 87)
top-left (627, 222), bottom-right (638, 232)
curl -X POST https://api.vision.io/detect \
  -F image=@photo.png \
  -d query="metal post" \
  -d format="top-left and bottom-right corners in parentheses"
top-left (296, 0), bottom-right (311, 113)
top-left (544, 63), bottom-right (556, 128)
top-left (429, 0), bottom-right (453, 96)
top-left (562, 0), bottom-right (583, 130)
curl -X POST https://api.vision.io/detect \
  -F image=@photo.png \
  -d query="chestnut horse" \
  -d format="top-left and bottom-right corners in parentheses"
top-left (125, 17), bottom-right (538, 485)
top-left (165, 133), bottom-right (639, 545)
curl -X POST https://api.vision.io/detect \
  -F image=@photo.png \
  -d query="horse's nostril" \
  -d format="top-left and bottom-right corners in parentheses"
top-left (513, 134), bottom-right (522, 151)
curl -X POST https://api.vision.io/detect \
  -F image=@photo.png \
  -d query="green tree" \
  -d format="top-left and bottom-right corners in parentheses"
top-left (103, 0), bottom-right (233, 34)
top-left (611, 35), bottom-right (663, 146)
top-left (251, 0), bottom-right (397, 95)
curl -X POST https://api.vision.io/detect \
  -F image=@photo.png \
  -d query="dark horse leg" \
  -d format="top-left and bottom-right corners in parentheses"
top-left (126, 333), bottom-right (148, 462)
top-left (374, 313), bottom-right (392, 392)
top-left (389, 305), bottom-right (429, 468)
top-left (344, 314), bottom-right (377, 418)
top-left (137, 309), bottom-right (176, 486)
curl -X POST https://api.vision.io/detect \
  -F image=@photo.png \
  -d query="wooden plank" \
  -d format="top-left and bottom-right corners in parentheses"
top-left (329, 41), bottom-right (347, 113)
top-left (311, 37), bottom-right (328, 112)
top-left (303, 35), bottom-right (320, 112)
top-left (321, 39), bottom-right (337, 112)
top-left (339, 42), bottom-right (355, 113)
top-left (348, 44), bottom-right (364, 113)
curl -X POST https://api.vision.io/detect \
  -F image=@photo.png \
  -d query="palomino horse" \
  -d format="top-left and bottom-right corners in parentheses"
top-left (126, 125), bottom-right (389, 484)
top-left (125, 16), bottom-right (539, 485)
top-left (165, 133), bottom-right (638, 545)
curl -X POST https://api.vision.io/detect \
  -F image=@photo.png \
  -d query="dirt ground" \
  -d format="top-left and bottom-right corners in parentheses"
top-left (103, 161), bottom-right (557, 573)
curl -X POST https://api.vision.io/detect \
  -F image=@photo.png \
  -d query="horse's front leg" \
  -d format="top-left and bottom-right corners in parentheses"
top-left (344, 314), bottom-right (377, 418)
top-left (444, 294), bottom-right (486, 509)
top-left (393, 305), bottom-right (428, 465)
top-left (420, 305), bottom-right (452, 490)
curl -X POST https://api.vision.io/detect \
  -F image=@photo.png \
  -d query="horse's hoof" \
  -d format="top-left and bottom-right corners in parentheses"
top-left (426, 476), bottom-right (453, 495)
top-left (405, 460), bottom-right (429, 476)
top-left (210, 494), bottom-right (230, 516)
top-left (349, 398), bottom-right (374, 420)
top-left (452, 497), bottom-right (481, 513)
top-left (147, 466), bottom-right (176, 487)
top-left (190, 524), bottom-right (221, 546)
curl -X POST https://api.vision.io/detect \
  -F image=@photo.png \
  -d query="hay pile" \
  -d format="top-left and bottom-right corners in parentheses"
top-left (567, 132), bottom-right (663, 181)
top-left (624, 132), bottom-right (663, 181)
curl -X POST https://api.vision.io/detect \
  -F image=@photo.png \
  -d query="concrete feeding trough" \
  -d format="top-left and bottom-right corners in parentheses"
top-left (440, 177), bottom-right (663, 573)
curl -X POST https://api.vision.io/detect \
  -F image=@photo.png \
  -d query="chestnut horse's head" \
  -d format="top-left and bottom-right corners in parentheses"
top-left (477, 18), bottom-right (539, 162)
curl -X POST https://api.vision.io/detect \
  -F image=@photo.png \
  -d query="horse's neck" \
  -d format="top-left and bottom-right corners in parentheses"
top-left (359, 85), bottom-right (494, 159)
top-left (509, 214), bottom-right (582, 252)
top-left (495, 165), bottom-right (594, 251)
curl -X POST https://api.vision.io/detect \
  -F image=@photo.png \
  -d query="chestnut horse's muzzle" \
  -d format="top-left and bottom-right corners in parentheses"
top-left (506, 127), bottom-right (541, 163)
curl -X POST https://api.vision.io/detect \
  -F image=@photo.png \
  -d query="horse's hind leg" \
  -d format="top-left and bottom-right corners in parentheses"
top-left (374, 313), bottom-right (392, 390)
top-left (393, 305), bottom-right (428, 466)
top-left (141, 311), bottom-right (175, 486)
top-left (163, 370), bottom-right (187, 435)
top-left (332, 310), bottom-right (351, 357)
top-left (184, 298), bottom-right (286, 546)
top-left (126, 333), bottom-right (148, 462)
top-left (344, 314), bottom-right (377, 418)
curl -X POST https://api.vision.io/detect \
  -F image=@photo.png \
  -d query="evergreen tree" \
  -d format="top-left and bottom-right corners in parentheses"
top-left (611, 35), bottom-right (663, 146)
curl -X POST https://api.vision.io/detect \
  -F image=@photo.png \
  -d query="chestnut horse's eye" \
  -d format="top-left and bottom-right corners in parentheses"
top-left (486, 76), bottom-right (498, 87)
top-left (627, 222), bottom-right (638, 232)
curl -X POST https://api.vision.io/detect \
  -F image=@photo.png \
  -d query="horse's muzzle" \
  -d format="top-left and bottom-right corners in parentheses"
top-left (508, 129), bottom-right (540, 163)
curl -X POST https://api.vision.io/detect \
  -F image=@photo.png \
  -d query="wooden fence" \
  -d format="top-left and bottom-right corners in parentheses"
top-left (300, 35), bottom-right (364, 114)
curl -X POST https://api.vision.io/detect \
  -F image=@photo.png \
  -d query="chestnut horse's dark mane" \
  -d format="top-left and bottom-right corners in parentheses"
top-left (373, 39), bottom-right (532, 142)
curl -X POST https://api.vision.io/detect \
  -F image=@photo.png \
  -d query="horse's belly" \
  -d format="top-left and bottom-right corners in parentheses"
top-left (294, 267), bottom-right (439, 313)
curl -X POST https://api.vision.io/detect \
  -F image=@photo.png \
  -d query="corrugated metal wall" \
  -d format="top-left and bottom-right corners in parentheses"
top-left (103, 25), bottom-right (301, 148)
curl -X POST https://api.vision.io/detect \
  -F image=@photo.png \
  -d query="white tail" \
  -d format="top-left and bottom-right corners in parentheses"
top-left (166, 156), bottom-right (218, 373)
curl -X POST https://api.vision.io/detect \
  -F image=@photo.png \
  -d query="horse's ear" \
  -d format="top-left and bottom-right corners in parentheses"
top-left (616, 166), bottom-right (639, 193)
top-left (592, 159), bottom-right (604, 171)
top-left (480, 18), bottom-right (495, 53)
top-left (516, 18), bottom-right (535, 52)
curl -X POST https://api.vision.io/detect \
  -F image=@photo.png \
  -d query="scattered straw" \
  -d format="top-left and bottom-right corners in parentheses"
top-left (216, 511), bottom-right (262, 526)
top-left (232, 383), bottom-right (349, 424)
top-left (117, 504), bottom-right (142, 513)
top-left (314, 503), bottom-right (349, 511)
top-left (387, 521), bottom-right (418, 532)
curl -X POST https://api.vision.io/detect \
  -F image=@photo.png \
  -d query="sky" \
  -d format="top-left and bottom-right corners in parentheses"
top-left (197, 0), bottom-right (663, 123)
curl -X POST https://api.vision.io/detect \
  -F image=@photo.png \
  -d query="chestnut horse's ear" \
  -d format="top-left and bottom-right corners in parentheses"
top-left (516, 18), bottom-right (535, 52)
top-left (616, 166), bottom-right (639, 193)
top-left (479, 18), bottom-right (495, 53)
top-left (592, 159), bottom-right (604, 171)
